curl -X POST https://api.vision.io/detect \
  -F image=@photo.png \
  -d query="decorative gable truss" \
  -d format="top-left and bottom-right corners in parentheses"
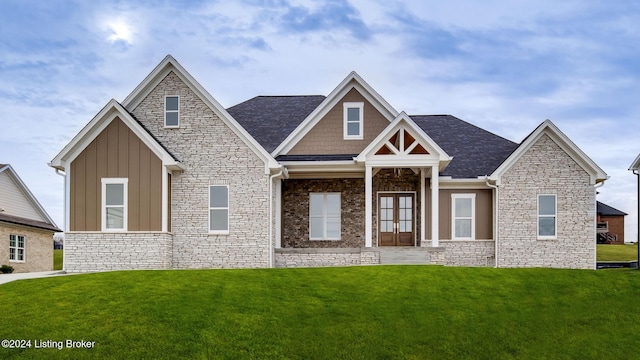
top-left (356, 112), bottom-right (452, 169)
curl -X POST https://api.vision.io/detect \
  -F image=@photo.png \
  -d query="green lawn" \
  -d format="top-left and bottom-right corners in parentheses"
top-left (597, 243), bottom-right (638, 261)
top-left (53, 250), bottom-right (63, 271)
top-left (1, 266), bottom-right (640, 359)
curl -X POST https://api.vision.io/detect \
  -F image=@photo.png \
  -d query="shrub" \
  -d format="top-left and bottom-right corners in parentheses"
top-left (1, 264), bottom-right (14, 274)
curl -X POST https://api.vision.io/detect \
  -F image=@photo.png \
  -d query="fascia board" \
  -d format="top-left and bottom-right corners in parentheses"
top-left (629, 153), bottom-right (640, 171)
top-left (272, 71), bottom-right (400, 157)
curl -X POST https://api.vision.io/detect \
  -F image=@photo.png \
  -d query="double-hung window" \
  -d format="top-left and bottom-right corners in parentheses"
top-left (343, 102), bottom-right (364, 139)
top-left (165, 95), bottom-right (179, 127)
top-left (9, 234), bottom-right (25, 262)
top-left (452, 194), bottom-right (475, 240)
top-left (309, 193), bottom-right (341, 240)
top-left (209, 185), bottom-right (229, 234)
top-left (538, 194), bottom-right (557, 238)
top-left (102, 178), bottom-right (128, 231)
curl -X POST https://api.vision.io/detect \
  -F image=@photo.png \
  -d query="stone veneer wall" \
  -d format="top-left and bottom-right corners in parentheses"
top-left (497, 134), bottom-right (596, 269)
top-left (0, 224), bottom-right (53, 273)
top-left (64, 232), bottom-right (172, 272)
top-left (275, 248), bottom-right (380, 268)
top-left (428, 240), bottom-right (495, 267)
top-left (131, 72), bottom-right (271, 269)
top-left (282, 178), bottom-right (365, 248)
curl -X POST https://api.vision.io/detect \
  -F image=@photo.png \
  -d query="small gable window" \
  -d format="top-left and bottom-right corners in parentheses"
top-left (102, 178), bottom-right (128, 231)
top-left (343, 102), bottom-right (364, 140)
top-left (165, 95), bottom-right (179, 128)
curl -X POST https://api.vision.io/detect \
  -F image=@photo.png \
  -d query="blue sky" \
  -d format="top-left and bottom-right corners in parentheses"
top-left (1, 0), bottom-right (639, 240)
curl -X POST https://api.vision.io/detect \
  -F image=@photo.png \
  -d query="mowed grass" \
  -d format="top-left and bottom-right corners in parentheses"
top-left (597, 242), bottom-right (638, 261)
top-left (1, 266), bottom-right (640, 359)
top-left (53, 250), bottom-right (63, 271)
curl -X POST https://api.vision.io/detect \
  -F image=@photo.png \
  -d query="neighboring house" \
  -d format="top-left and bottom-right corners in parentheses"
top-left (50, 55), bottom-right (608, 272)
top-left (0, 164), bottom-right (61, 273)
top-left (596, 201), bottom-right (627, 244)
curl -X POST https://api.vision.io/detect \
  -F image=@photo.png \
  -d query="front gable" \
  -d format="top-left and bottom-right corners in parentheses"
top-left (490, 120), bottom-right (608, 185)
top-left (273, 71), bottom-right (399, 157)
top-left (288, 87), bottom-right (391, 155)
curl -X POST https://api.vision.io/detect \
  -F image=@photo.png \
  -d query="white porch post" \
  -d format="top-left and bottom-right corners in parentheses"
top-left (161, 168), bottom-right (169, 232)
top-left (420, 168), bottom-right (426, 246)
top-left (365, 165), bottom-right (373, 247)
top-left (275, 178), bottom-right (282, 249)
top-left (431, 165), bottom-right (439, 247)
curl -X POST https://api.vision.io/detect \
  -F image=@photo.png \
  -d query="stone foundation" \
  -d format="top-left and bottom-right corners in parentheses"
top-left (426, 240), bottom-right (495, 267)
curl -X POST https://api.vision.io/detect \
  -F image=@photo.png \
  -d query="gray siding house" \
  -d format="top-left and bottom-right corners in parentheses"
top-left (50, 55), bottom-right (607, 272)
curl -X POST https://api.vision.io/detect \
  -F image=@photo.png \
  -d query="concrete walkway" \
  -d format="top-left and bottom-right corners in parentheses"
top-left (0, 270), bottom-right (68, 285)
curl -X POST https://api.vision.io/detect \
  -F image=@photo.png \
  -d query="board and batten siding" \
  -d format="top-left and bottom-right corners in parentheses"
top-left (288, 88), bottom-right (390, 155)
top-left (424, 187), bottom-right (494, 240)
top-left (70, 117), bottom-right (163, 231)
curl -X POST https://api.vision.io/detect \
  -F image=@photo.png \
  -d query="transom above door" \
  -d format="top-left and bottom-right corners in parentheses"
top-left (378, 193), bottom-right (415, 246)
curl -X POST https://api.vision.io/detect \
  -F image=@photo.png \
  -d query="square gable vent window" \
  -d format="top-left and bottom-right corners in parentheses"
top-left (344, 102), bottom-right (364, 140)
top-left (165, 95), bottom-right (179, 127)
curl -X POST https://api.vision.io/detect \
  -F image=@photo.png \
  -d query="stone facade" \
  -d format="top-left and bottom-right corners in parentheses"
top-left (275, 248), bottom-right (380, 268)
top-left (0, 223), bottom-right (53, 273)
top-left (130, 71), bottom-right (271, 269)
top-left (428, 240), bottom-right (495, 267)
top-left (64, 232), bottom-right (172, 272)
top-left (282, 178), bottom-right (365, 248)
top-left (497, 134), bottom-right (596, 269)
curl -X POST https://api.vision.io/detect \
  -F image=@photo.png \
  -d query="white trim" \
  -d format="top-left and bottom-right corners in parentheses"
top-left (451, 193), bottom-right (476, 240)
top-left (164, 95), bottom-right (180, 128)
top-left (420, 168), bottom-right (426, 246)
top-left (101, 178), bottom-right (128, 232)
top-left (343, 102), bottom-right (364, 140)
top-left (161, 169), bottom-right (169, 232)
top-left (431, 165), bottom-right (439, 247)
top-left (275, 178), bottom-right (282, 249)
top-left (365, 166), bottom-right (373, 247)
top-left (309, 193), bottom-right (341, 241)
top-left (490, 120), bottom-right (607, 185)
top-left (537, 194), bottom-right (557, 240)
top-left (273, 71), bottom-right (399, 156)
top-left (209, 185), bottom-right (230, 235)
top-left (9, 234), bottom-right (26, 262)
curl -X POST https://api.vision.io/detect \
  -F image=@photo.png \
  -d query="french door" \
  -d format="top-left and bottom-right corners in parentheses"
top-left (378, 193), bottom-right (415, 246)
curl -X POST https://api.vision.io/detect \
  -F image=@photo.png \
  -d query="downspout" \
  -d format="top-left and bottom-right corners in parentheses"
top-left (594, 181), bottom-right (605, 269)
top-left (269, 168), bottom-right (285, 268)
top-left (55, 168), bottom-right (66, 272)
top-left (634, 170), bottom-right (640, 269)
top-left (485, 177), bottom-right (499, 268)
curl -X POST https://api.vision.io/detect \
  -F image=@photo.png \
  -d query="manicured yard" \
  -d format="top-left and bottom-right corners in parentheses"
top-left (1, 266), bottom-right (640, 359)
top-left (597, 243), bottom-right (638, 261)
top-left (53, 250), bottom-right (63, 271)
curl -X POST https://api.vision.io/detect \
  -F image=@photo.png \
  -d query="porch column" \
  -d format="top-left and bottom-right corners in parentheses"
top-left (365, 165), bottom-right (373, 247)
top-left (431, 165), bottom-right (439, 247)
top-left (420, 168), bottom-right (426, 245)
top-left (161, 168), bottom-right (169, 232)
top-left (275, 177), bottom-right (282, 249)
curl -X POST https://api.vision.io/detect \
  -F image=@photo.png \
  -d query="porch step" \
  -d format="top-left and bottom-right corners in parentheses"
top-left (377, 248), bottom-right (431, 265)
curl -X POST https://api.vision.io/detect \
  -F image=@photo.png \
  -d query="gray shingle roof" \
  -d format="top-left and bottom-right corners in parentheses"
top-left (0, 213), bottom-right (62, 232)
top-left (411, 115), bottom-right (519, 178)
top-left (227, 96), bottom-right (520, 179)
top-left (228, 96), bottom-right (326, 153)
top-left (597, 201), bottom-right (628, 216)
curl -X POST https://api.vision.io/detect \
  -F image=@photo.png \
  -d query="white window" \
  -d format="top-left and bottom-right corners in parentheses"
top-left (209, 185), bottom-right (229, 234)
top-left (538, 194), bottom-right (557, 238)
top-left (452, 194), bottom-right (475, 240)
top-left (165, 95), bottom-right (179, 127)
top-left (309, 193), bottom-right (341, 240)
top-left (343, 102), bottom-right (364, 140)
top-left (9, 234), bottom-right (25, 262)
top-left (102, 178), bottom-right (128, 231)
